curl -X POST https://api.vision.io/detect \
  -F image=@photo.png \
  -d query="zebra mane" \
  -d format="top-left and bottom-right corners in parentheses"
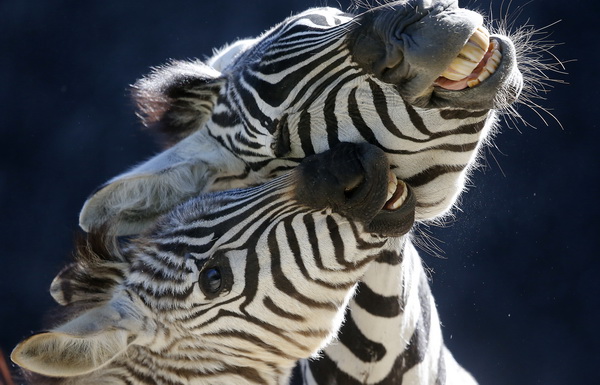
top-left (49, 230), bottom-right (128, 310)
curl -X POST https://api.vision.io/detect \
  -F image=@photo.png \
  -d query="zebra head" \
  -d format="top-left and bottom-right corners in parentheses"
top-left (12, 143), bottom-right (416, 384)
top-left (79, 0), bottom-right (527, 235)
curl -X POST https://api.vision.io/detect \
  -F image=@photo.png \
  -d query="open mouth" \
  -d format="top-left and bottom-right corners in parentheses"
top-left (434, 26), bottom-right (502, 91)
top-left (366, 170), bottom-right (415, 236)
top-left (384, 170), bottom-right (408, 210)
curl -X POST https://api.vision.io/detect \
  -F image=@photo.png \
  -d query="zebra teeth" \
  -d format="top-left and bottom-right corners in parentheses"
top-left (466, 39), bottom-right (502, 88)
top-left (435, 30), bottom-right (503, 90)
top-left (439, 26), bottom-right (490, 81)
top-left (384, 171), bottom-right (408, 211)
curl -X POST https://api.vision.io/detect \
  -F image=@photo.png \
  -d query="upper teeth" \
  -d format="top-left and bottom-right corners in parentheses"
top-left (440, 26), bottom-right (491, 81)
top-left (467, 39), bottom-right (502, 88)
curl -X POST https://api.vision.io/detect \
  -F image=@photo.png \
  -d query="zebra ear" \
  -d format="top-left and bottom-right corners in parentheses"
top-left (11, 302), bottom-right (142, 377)
top-left (79, 130), bottom-right (243, 236)
top-left (50, 262), bottom-right (82, 305)
top-left (133, 60), bottom-right (224, 147)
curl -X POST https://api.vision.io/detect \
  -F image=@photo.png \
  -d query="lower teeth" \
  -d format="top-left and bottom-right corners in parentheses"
top-left (385, 178), bottom-right (407, 210)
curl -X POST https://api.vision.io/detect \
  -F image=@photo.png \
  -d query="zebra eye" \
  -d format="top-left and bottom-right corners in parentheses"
top-left (201, 267), bottom-right (222, 294)
top-left (198, 256), bottom-right (233, 298)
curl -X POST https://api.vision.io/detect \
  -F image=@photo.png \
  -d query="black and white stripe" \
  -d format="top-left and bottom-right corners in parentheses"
top-left (74, 1), bottom-right (537, 384)
top-left (13, 144), bottom-right (416, 385)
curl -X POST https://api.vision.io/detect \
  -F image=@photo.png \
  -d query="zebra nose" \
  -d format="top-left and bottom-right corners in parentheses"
top-left (295, 142), bottom-right (389, 222)
top-left (349, 0), bottom-right (466, 85)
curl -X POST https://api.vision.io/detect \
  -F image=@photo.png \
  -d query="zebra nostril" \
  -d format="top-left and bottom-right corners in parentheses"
top-left (368, 48), bottom-right (405, 84)
top-left (343, 174), bottom-right (365, 201)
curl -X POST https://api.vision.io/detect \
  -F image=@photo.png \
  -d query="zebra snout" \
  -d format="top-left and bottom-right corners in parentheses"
top-left (347, 0), bottom-right (496, 108)
top-left (295, 143), bottom-right (416, 236)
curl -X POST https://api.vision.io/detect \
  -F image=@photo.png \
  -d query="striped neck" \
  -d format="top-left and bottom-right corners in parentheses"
top-left (299, 237), bottom-right (456, 384)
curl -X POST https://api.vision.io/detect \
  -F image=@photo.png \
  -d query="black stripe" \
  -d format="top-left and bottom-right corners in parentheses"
top-left (132, 280), bottom-right (195, 302)
top-left (182, 204), bottom-right (297, 320)
top-left (326, 216), bottom-right (351, 268)
top-left (124, 362), bottom-right (177, 385)
top-left (325, 89), bottom-right (340, 149)
top-left (349, 218), bottom-right (388, 251)
top-left (405, 164), bottom-right (465, 187)
top-left (284, 220), bottom-right (353, 289)
top-left (268, 226), bottom-right (339, 310)
top-left (203, 330), bottom-right (298, 360)
top-left (156, 240), bottom-right (214, 256)
top-left (204, 309), bottom-right (315, 354)
top-left (403, 99), bottom-right (487, 141)
top-left (348, 86), bottom-right (380, 144)
top-left (368, 79), bottom-right (408, 139)
top-left (317, 71), bottom-right (366, 149)
top-left (297, 109), bottom-right (315, 157)
top-left (445, 120), bottom-right (487, 137)
top-left (416, 196), bottom-right (446, 209)
top-left (237, 204), bottom-right (297, 313)
top-left (297, 65), bottom-right (360, 112)
top-left (289, 53), bottom-right (349, 107)
top-left (375, 249), bottom-right (403, 265)
top-left (337, 312), bottom-right (387, 362)
top-left (364, 274), bottom-right (433, 384)
top-left (404, 99), bottom-right (433, 135)
top-left (308, 352), bottom-right (365, 385)
top-left (209, 110), bottom-right (235, 128)
top-left (347, 85), bottom-right (481, 154)
top-left (230, 126), bottom-right (268, 149)
top-left (353, 281), bottom-right (402, 318)
top-left (303, 214), bottom-right (326, 271)
top-left (263, 296), bottom-right (305, 321)
top-left (440, 109), bottom-right (489, 120)
top-left (214, 166), bottom-right (251, 185)
top-left (234, 75), bottom-right (273, 129)
top-left (131, 258), bottom-right (189, 284)
top-left (266, 163), bottom-right (298, 177)
top-left (257, 47), bottom-right (348, 107)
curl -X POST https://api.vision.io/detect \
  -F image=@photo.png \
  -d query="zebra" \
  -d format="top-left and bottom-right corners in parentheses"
top-left (11, 143), bottom-right (417, 385)
top-left (71, 0), bottom-right (550, 384)
top-left (78, 0), bottom-right (528, 236)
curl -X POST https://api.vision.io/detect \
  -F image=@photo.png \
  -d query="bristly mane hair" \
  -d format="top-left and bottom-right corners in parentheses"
top-left (47, 229), bottom-right (129, 326)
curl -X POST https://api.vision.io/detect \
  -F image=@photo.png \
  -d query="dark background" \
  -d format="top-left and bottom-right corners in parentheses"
top-left (1, 0), bottom-right (597, 384)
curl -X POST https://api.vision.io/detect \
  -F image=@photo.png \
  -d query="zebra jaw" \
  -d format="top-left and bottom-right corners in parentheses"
top-left (384, 171), bottom-right (408, 211)
top-left (435, 26), bottom-right (502, 90)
